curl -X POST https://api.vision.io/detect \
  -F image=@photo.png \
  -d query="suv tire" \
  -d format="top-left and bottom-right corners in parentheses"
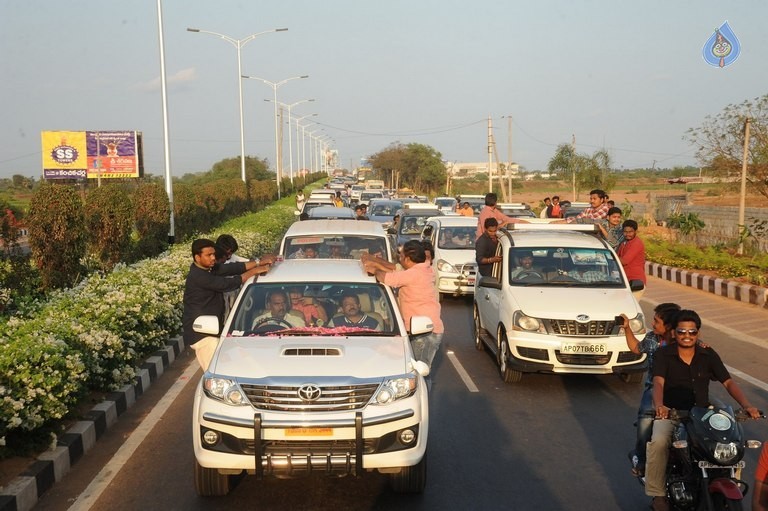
top-left (389, 454), bottom-right (427, 494)
top-left (620, 372), bottom-right (644, 384)
top-left (194, 460), bottom-right (232, 496)
top-left (498, 329), bottom-right (523, 383)
top-left (473, 304), bottom-right (484, 351)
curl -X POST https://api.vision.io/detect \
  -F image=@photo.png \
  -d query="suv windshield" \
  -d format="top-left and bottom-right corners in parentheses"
top-left (284, 235), bottom-right (388, 260)
top-left (227, 283), bottom-right (398, 336)
top-left (398, 215), bottom-right (431, 235)
top-left (507, 247), bottom-right (624, 286)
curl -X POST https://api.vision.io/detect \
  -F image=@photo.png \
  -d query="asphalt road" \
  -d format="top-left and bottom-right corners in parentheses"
top-left (33, 282), bottom-right (768, 511)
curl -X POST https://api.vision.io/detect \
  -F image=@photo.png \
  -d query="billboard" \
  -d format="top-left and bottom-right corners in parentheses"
top-left (41, 130), bottom-right (143, 180)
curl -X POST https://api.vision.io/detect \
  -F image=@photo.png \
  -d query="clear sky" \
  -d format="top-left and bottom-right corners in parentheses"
top-left (2, 1), bottom-right (767, 180)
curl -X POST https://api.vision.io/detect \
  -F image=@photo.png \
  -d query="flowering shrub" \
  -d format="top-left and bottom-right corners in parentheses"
top-left (0, 197), bottom-right (298, 454)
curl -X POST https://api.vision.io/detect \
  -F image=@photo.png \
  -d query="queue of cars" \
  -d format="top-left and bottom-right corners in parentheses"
top-left (191, 189), bottom-right (648, 496)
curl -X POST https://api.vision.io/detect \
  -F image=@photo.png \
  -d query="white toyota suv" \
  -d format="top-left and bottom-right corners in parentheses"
top-left (192, 259), bottom-right (431, 496)
top-left (473, 224), bottom-right (647, 383)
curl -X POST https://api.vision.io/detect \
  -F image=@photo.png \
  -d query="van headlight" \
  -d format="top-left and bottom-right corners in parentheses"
top-left (436, 259), bottom-right (457, 273)
top-left (373, 374), bottom-right (417, 405)
top-left (203, 377), bottom-right (248, 406)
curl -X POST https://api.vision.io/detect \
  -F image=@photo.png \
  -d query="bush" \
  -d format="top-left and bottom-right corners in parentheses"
top-left (85, 185), bottom-right (133, 271)
top-left (27, 183), bottom-right (87, 290)
top-left (132, 181), bottom-right (170, 260)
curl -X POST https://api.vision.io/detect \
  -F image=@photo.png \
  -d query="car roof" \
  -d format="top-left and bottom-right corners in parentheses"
top-left (426, 215), bottom-right (478, 227)
top-left (284, 219), bottom-right (388, 237)
top-left (500, 228), bottom-right (606, 249)
top-left (306, 206), bottom-right (356, 219)
top-left (257, 259), bottom-right (378, 284)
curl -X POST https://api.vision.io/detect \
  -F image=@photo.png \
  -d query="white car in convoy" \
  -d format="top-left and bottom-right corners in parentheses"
top-left (279, 219), bottom-right (395, 262)
top-left (192, 260), bottom-right (431, 496)
top-left (421, 216), bottom-right (478, 297)
top-left (473, 223), bottom-right (647, 383)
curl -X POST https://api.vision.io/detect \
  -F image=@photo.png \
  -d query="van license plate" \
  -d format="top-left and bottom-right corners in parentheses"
top-left (560, 343), bottom-right (607, 354)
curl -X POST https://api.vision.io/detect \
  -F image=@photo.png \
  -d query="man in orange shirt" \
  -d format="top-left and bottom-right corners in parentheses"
top-left (475, 192), bottom-right (528, 239)
top-left (458, 201), bottom-right (474, 217)
top-left (364, 240), bottom-right (443, 369)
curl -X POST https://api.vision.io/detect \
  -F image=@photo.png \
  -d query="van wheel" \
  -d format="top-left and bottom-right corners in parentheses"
top-left (389, 454), bottom-right (427, 493)
top-left (473, 305), bottom-right (484, 351)
top-left (194, 460), bottom-right (232, 496)
top-left (498, 330), bottom-right (523, 383)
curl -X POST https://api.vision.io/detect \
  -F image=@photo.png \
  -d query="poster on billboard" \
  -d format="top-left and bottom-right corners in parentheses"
top-left (41, 130), bottom-right (143, 180)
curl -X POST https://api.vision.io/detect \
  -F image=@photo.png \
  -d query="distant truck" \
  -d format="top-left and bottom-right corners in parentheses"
top-left (365, 180), bottom-right (385, 191)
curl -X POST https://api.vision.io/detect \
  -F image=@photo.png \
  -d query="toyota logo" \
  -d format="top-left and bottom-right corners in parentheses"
top-left (297, 384), bottom-right (322, 402)
top-left (575, 314), bottom-right (590, 322)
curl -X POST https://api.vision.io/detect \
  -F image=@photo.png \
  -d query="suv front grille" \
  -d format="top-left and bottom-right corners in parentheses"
top-left (555, 352), bottom-right (613, 365)
top-left (548, 319), bottom-right (612, 336)
top-left (241, 383), bottom-right (380, 412)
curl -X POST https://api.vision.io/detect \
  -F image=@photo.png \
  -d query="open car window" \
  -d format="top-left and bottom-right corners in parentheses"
top-left (227, 282), bottom-right (400, 336)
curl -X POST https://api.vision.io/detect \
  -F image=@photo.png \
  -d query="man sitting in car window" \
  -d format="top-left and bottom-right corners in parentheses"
top-left (252, 289), bottom-right (305, 329)
top-left (328, 293), bottom-right (382, 331)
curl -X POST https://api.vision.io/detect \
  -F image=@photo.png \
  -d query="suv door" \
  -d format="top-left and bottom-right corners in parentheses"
top-left (477, 241), bottom-right (504, 339)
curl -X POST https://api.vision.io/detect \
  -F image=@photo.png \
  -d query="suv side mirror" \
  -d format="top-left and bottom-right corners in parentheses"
top-left (629, 279), bottom-right (645, 292)
top-left (193, 315), bottom-right (220, 335)
top-left (410, 315), bottom-right (434, 336)
top-left (422, 225), bottom-right (434, 238)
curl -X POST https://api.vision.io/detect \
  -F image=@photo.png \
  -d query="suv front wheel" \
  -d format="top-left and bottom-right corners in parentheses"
top-left (389, 454), bottom-right (427, 494)
top-left (497, 328), bottom-right (523, 383)
top-left (473, 304), bottom-right (484, 351)
top-left (194, 460), bottom-right (233, 496)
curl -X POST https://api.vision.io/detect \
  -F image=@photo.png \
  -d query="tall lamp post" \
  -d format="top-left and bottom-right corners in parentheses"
top-left (186, 26), bottom-right (287, 183)
top-left (265, 99), bottom-right (314, 183)
top-left (294, 113), bottom-right (317, 179)
top-left (242, 74), bottom-right (308, 198)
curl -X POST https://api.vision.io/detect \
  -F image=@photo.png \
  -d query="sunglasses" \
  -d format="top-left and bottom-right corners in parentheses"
top-left (675, 328), bottom-right (699, 336)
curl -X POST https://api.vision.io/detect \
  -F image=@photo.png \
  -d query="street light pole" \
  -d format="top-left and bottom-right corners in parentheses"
top-left (186, 27), bottom-right (288, 184)
top-left (242, 74), bottom-right (308, 198)
top-left (265, 99), bottom-right (314, 183)
top-left (295, 113), bottom-right (317, 179)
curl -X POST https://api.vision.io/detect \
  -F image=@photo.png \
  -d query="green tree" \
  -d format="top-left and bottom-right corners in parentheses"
top-left (685, 94), bottom-right (768, 200)
top-left (547, 144), bottom-right (615, 194)
top-left (369, 142), bottom-right (446, 194)
top-left (27, 183), bottom-right (87, 290)
top-left (208, 156), bottom-right (272, 182)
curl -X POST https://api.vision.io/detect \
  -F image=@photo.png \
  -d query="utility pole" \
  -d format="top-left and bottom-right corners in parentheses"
top-left (507, 116), bottom-right (513, 200)
top-left (737, 117), bottom-right (750, 255)
top-left (571, 134), bottom-right (576, 201)
top-left (487, 116), bottom-right (493, 193)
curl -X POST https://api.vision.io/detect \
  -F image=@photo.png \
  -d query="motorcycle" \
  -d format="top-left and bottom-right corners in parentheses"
top-left (635, 405), bottom-right (763, 510)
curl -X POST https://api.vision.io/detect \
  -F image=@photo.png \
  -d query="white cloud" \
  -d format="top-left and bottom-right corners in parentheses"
top-left (134, 68), bottom-right (197, 92)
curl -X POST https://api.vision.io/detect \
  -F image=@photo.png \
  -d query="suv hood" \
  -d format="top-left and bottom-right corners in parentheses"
top-left (210, 336), bottom-right (409, 378)
top-left (512, 287), bottom-right (641, 320)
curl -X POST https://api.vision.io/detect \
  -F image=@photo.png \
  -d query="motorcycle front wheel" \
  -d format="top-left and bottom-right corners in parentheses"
top-left (709, 493), bottom-right (744, 511)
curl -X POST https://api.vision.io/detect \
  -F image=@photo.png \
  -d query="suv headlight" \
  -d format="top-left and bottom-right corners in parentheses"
top-left (373, 374), bottom-right (417, 405)
top-left (203, 377), bottom-right (248, 406)
top-left (628, 314), bottom-right (646, 335)
top-left (436, 259), bottom-right (457, 273)
top-left (512, 310), bottom-right (546, 333)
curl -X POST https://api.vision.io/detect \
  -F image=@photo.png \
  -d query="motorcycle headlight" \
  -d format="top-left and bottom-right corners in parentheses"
top-left (203, 377), bottom-right (248, 406)
top-left (373, 374), bottom-right (417, 405)
top-left (713, 442), bottom-right (739, 463)
top-left (436, 259), bottom-right (457, 273)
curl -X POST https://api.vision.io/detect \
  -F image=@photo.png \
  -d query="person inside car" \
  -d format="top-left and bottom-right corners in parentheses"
top-left (328, 293), bottom-right (382, 331)
top-left (251, 289), bottom-right (305, 329)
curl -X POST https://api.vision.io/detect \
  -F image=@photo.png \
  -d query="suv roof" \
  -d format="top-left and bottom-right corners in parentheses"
top-left (500, 227), bottom-right (607, 250)
top-left (257, 259), bottom-right (378, 284)
top-left (283, 219), bottom-right (388, 237)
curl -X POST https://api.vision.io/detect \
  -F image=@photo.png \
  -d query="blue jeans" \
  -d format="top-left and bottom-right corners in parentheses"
top-left (635, 386), bottom-right (654, 465)
top-left (410, 332), bottom-right (443, 369)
